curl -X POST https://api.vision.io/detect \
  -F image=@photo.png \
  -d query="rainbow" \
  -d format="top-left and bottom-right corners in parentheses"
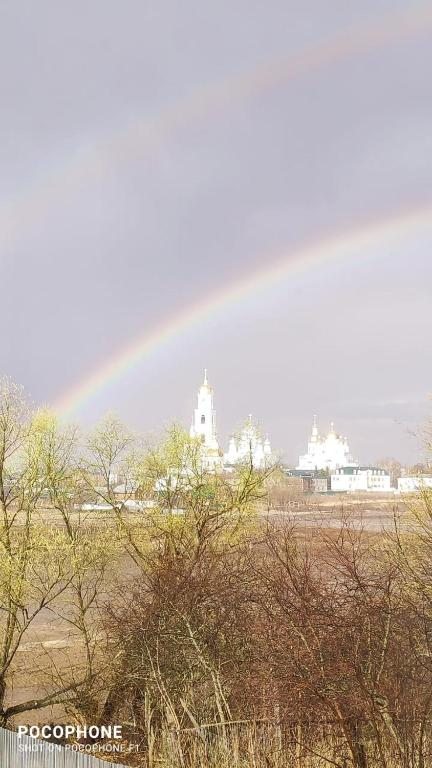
top-left (54, 201), bottom-right (432, 417)
top-left (1, 3), bottom-right (432, 245)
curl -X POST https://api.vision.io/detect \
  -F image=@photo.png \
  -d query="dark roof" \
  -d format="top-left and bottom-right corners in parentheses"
top-left (285, 468), bottom-right (326, 478)
top-left (333, 466), bottom-right (389, 475)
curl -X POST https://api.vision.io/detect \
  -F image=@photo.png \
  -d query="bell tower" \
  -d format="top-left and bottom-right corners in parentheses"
top-left (190, 369), bottom-right (219, 455)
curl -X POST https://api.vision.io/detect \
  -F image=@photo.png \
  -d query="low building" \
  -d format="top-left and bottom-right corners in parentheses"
top-left (113, 481), bottom-right (138, 500)
top-left (397, 476), bottom-right (432, 493)
top-left (331, 466), bottom-right (391, 493)
top-left (284, 469), bottom-right (329, 494)
top-left (312, 476), bottom-right (330, 494)
top-left (282, 473), bottom-right (313, 494)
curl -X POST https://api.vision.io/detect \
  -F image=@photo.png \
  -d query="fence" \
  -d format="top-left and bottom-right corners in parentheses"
top-left (0, 727), bottom-right (128, 768)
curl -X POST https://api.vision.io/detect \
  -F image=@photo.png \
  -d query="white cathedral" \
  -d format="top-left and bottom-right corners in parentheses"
top-left (297, 416), bottom-right (357, 472)
top-left (225, 414), bottom-right (272, 469)
top-left (189, 370), bottom-right (273, 470)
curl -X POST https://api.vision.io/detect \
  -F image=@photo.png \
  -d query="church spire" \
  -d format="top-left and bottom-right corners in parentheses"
top-left (311, 414), bottom-right (318, 442)
top-left (203, 368), bottom-right (208, 386)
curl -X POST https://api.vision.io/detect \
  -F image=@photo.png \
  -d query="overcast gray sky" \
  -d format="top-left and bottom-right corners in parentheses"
top-left (1, 0), bottom-right (432, 464)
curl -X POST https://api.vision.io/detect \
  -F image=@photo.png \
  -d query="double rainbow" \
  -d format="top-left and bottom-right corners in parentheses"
top-left (54, 202), bottom-right (432, 416)
top-left (3, 4), bottom-right (430, 415)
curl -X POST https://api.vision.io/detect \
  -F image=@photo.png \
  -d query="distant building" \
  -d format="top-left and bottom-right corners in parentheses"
top-left (397, 476), bottom-right (432, 493)
top-left (224, 415), bottom-right (272, 469)
top-left (285, 474), bottom-right (312, 494)
top-left (113, 481), bottom-right (138, 500)
top-left (189, 371), bottom-right (273, 471)
top-left (285, 468), bottom-right (329, 494)
top-left (297, 416), bottom-right (357, 471)
top-left (312, 476), bottom-right (330, 494)
top-left (331, 466), bottom-right (391, 493)
top-left (190, 369), bottom-right (222, 469)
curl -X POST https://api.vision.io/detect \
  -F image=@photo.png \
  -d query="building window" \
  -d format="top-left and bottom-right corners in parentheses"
top-left (201, 415), bottom-right (205, 424)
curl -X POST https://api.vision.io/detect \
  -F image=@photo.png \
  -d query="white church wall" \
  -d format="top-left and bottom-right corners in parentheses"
top-left (331, 467), bottom-right (391, 493)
